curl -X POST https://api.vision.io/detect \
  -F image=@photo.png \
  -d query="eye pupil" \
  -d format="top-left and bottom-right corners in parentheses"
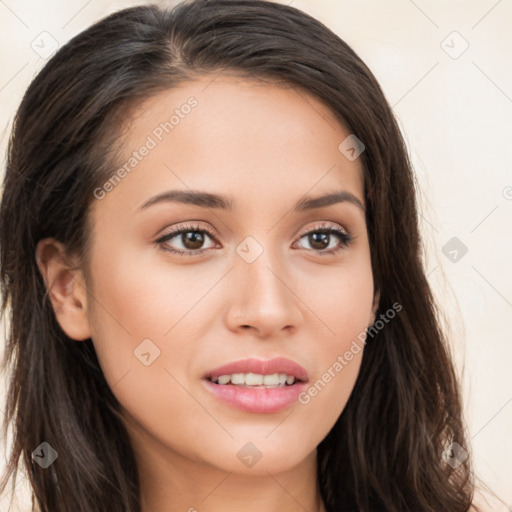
top-left (183, 231), bottom-right (204, 250)
top-left (309, 232), bottom-right (329, 250)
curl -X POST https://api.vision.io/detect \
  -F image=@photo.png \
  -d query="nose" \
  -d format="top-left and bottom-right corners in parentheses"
top-left (224, 244), bottom-right (304, 338)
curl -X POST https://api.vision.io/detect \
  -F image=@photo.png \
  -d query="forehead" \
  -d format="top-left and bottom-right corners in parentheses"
top-left (95, 74), bottom-right (365, 215)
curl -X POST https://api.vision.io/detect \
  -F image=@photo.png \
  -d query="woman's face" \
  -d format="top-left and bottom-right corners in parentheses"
top-left (81, 75), bottom-right (377, 477)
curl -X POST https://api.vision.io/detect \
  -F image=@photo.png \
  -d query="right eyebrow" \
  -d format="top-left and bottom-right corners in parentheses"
top-left (138, 190), bottom-right (233, 212)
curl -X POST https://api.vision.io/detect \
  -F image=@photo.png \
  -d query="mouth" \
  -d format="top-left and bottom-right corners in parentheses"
top-left (202, 359), bottom-right (309, 413)
top-left (204, 356), bottom-right (309, 386)
top-left (207, 372), bottom-right (303, 388)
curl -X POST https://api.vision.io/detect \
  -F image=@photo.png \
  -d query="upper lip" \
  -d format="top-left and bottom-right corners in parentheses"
top-left (205, 357), bottom-right (309, 382)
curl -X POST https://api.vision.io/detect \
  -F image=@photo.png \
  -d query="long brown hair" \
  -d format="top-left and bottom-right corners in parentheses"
top-left (0, 1), bottom-right (475, 510)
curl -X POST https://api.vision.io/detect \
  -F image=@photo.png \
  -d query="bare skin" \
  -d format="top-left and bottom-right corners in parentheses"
top-left (36, 74), bottom-right (379, 512)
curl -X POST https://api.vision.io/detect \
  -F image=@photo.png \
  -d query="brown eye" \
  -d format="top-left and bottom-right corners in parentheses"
top-left (180, 231), bottom-right (206, 250)
top-left (295, 225), bottom-right (352, 255)
top-left (156, 224), bottom-right (217, 256)
top-left (307, 232), bottom-right (330, 251)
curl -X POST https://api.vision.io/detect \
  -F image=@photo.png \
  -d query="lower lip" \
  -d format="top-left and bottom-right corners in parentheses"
top-left (203, 379), bottom-right (307, 413)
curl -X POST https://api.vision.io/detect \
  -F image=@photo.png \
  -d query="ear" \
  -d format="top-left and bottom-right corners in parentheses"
top-left (369, 287), bottom-right (380, 326)
top-left (35, 238), bottom-right (91, 341)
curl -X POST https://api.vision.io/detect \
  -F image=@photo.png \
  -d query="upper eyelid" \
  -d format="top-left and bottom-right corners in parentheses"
top-left (158, 221), bottom-right (350, 238)
top-left (157, 223), bottom-right (217, 242)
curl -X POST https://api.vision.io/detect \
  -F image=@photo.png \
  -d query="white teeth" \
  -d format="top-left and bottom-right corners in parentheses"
top-left (211, 372), bottom-right (297, 387)
top-left (246, 373), bottom-right (263, 386)
top-left (217, 375), bottom-right (231, 385)
top-left (231, 373), bottom-right (245, 385)
top-left (263, 374), bottom-right (279, 386)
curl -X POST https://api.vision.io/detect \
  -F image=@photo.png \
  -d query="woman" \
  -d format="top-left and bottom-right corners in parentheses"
top-left (0, 1), bottom-right (476, 510)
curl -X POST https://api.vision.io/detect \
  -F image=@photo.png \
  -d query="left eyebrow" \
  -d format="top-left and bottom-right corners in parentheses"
top-left (293, 190), bottom-right (365, 214)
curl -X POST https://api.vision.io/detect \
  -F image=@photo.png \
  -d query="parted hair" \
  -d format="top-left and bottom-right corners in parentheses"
top-left (0, 1), bottom-right (474, 510)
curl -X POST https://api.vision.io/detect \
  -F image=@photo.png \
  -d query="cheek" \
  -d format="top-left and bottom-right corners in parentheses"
top-left (296, 353), bottom-right (363, 451)
top-left (87, 240), bottom-right (218, 348)
top-left (303, 253), bottom-right (375, 345)
top-left (294, 257), bottom-right (373, 429)
top-left (84, 240), bottom-right (224, 414)
top-left (84, 246), bottom-right (206, 445)
top-left (84, 242), bottom-right (177, 385)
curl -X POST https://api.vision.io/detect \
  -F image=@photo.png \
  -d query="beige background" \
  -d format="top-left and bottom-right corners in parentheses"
top-left (1, 1), bottom-right (511, 510)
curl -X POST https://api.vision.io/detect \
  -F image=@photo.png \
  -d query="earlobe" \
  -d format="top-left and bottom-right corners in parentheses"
top-left (35, 238), bottom-right (92, 341)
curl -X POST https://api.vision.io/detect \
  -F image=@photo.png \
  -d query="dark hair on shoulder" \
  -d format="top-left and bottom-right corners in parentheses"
top-left (0, 1), bottom-right (475, 511)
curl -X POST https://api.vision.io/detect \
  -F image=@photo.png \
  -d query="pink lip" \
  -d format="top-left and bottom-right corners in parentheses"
top-left (202, 357), bottom-right (309, 414)
top-left (204, 357), bottom-right (309, 382)
top-left (203, 379), bottom-right (307, 413)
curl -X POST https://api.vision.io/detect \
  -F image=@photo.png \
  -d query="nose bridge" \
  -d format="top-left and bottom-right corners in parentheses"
top-left (228, 233), bottom-right (302, 334)
top-left (237, 234), bottom-right (288, 301)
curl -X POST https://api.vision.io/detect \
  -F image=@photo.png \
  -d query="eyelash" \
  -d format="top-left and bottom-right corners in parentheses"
top-left (155, 222), bottom-right (353, 257)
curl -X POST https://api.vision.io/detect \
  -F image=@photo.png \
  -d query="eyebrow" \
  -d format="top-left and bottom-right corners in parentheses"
top-left (138, 189), bottom-right (365, 213)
